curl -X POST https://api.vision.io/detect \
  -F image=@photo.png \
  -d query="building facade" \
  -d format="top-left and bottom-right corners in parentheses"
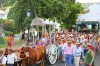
top-left (76, 4), bottom-right (100, 33)
top-left (0, 10), bottom-right (7, 19)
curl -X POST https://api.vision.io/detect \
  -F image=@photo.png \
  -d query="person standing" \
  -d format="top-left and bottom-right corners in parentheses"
top-left (91, 37), bottom-right (98, 53)
top-left (11, 35), bottom-right (15, 46)
top-left (60, 39), bottom-right (67, 62)
top-left (22, 32), bottom-right (27, 46)
top-left (64, 41), bottom-right (74, 66)
top-left (7, 49), bottom-right (17, 66)
top-left (0, 50), bottom-right (7, 66)
top-left (5, 35), bottom-right (12, 49)
top-left (80, 43), bottom-right (95, 66)
top-left (73, 42), bottom-right (82, 66)
top-left (57, 43), bottom-right (61, 60)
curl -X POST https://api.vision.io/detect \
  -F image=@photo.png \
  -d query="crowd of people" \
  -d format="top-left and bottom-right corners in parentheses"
top-left (0, 31), bottom-right (100, 66)
top-left (57, 32), bottom-right (99, 66)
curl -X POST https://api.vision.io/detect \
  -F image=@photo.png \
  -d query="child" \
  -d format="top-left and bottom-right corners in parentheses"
top-left (57, 42), bottom-right (61, 60)
top-left (11, 35), bottom-right (15, 46)
top-left (5, 35), bottom-right (12, 49)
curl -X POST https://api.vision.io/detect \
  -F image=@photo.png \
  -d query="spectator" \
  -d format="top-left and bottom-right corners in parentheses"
top-left (22, 32), bottom-right (27, 46)
top-left (73, 42), bottom-right (82, 66)
top-left (11, 35), bottom-right (15, 46)
top-left (5, 35), bottom-right (12, 49)
top-left (7, 49), bottom-right (17, 66)
top-left (0, 50), bottom-right (7, 66)
top-left (80, 43), bottom-right (95, 66)
top-left (64, 41), bottom-right (73, 66)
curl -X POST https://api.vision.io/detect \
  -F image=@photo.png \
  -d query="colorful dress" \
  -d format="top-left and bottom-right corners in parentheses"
top-left (11, 37), bottom-right (15, 45)
top-left (5, 37), bottom-right (12, 46)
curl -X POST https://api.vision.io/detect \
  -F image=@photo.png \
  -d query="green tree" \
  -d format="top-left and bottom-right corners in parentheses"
top-left (0, 0), bottom-right (5, 8)
top-left (0, 18), bottom-right (5, 23)
top-left (62, 2), bottom-right (84, 29)
top-left (0, 18), bottom-right (5, 26)
top-left (2, 0), bottom-right (83, 31)
top-left (2, 0), bottom-right (72, 32)
top-left (2, 22), bottom-right (16, 34)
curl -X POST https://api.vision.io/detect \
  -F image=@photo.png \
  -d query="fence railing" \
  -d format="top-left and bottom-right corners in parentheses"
top-left (0, 37), bottom-right (6, 44)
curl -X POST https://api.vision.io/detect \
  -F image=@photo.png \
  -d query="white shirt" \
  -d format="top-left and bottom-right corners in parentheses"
top-left (0, 55), bottom-right (7, 65)
top-left (61, 34), bottom-right (65, 38)
top-left (60, 44), bottom-right (67, 50)
top-left (7, 53), bottom-right (17, 64)
top-left (73, 45), bottom-right (82, 56)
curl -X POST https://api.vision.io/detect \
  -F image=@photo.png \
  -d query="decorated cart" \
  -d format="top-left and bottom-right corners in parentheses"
top-left (31, 18), bottom-right (58, 64)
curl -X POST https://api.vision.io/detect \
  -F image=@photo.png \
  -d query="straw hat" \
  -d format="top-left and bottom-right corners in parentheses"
top-left (68, 40), bottom-right (72, 43)
top-left (76, 42), bottom-right (80, 45)
top-left (72, 39), bottom-right (76, 41)
top-left (86, 42), bottom-right (92, 46)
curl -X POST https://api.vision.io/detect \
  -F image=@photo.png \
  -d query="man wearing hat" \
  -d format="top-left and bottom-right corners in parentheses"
top-left (64, 40), bottom-right (74, 66)
top-left (73, 42), bottom-right (82, 66)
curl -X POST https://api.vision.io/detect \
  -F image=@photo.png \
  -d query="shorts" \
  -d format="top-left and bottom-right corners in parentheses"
top-left (57, 47), bottom-right (61, 56)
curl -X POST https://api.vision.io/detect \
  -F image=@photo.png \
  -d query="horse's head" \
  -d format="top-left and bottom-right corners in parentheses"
top-left (20, 46), bottom-right (30, 52)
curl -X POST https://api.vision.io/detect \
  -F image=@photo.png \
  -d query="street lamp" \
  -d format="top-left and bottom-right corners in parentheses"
top-left (26, 9), bottom-right (31, 45)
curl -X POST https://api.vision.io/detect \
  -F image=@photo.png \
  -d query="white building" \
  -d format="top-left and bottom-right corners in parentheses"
top-left (0, 10), bottom-right (7, 19)
top-left (76, 4), bottom-right (100, 33)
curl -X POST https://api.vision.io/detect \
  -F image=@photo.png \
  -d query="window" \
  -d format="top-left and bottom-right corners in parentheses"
top-left (0, 14), bottom-right (5, 17)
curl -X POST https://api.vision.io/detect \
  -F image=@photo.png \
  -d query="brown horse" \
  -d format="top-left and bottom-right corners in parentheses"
top-left (20, 46), bottom-right (46, 66)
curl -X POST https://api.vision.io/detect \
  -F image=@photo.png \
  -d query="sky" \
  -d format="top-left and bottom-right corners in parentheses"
top-left (76, 0), bottom-right (100, 3)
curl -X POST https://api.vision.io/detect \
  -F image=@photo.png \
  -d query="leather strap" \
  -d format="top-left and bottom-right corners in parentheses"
top-left (35, 48), bottom-right (39, 62)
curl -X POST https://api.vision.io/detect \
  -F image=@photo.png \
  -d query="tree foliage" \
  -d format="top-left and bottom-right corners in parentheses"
top-left (62, 2), bottom-right (84, 29)
top-left (0, 18), bottom-right (5, 24)
top-left (2, 22), bottom-right (16, 34)
top-left (0, 0), bottom-right (5, 8)
top-left (2, 0), bottom-right (83, 32)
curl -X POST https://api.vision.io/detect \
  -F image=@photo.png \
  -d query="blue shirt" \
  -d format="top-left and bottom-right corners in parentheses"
top-left (73, 46), bottom-right (82, 56)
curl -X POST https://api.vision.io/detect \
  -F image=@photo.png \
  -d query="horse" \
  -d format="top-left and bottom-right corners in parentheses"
top-left (20, 46), bottom-right (46, 66)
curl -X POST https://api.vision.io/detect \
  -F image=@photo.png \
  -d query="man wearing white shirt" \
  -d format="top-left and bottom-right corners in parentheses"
top-left (60, 43), bottom-right (67, 62)
top-left (0, 50), bottom-right (7, 66)
top-left (7, 49), bottom-right (17, 66)
top-left (73, 42), bottom-right (82, 66)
